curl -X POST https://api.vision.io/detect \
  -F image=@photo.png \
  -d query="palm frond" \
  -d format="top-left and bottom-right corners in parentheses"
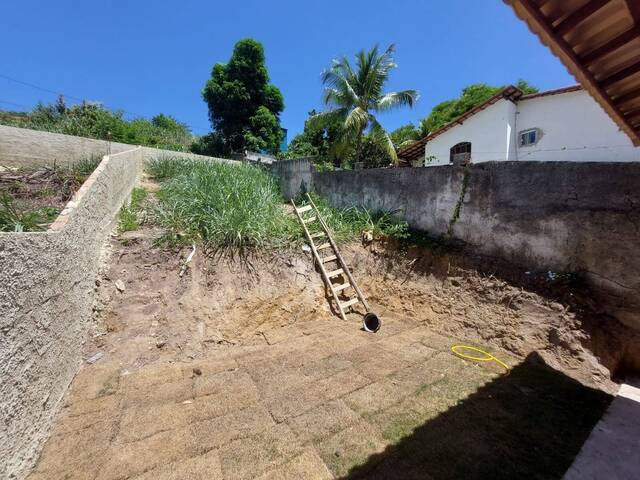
top-left (306, 108), bottom-right (348, 131)
top-left (377, 90), bottom-right (419, 112)
top-left (369, 116), bottom-right (398, 165)
top-left (343, 107), bottom-right (369, 137)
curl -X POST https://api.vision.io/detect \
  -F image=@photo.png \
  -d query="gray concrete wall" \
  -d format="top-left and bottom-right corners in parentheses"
top-left (0, 148), bottom-right (144, 479)
top-left (0, 125), bottom-right (135, 166)
top-left (271, 157), bottom-right (314, 200)
top-left (311, 162), bottom-right (640, 329)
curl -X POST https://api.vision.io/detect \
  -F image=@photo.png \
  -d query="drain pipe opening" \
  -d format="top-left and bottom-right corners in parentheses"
top-left (363, 312), bottom-right (381, 333)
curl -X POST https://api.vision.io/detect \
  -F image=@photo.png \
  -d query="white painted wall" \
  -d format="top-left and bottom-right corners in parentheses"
top-left (423, 89), bottom-right (640, 166)
top-left (515, 90), bottom-right (640, 162)
top-left (424, 98), bottom-right (514, 166)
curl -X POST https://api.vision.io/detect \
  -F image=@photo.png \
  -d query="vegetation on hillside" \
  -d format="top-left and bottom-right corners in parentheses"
top-left (198, 39), bottom-right (284, 157)
top-left (0, 96), bottom-right (195, 152)
top-left (146, 157), bottom-right (407, 250)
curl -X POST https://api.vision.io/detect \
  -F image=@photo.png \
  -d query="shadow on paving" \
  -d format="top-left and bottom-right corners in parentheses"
top-left (343, 352), bottom-right (613, 480)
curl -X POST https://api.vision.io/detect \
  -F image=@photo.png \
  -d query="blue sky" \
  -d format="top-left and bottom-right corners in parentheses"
top-left (1, 0), bottom-right (575, 140)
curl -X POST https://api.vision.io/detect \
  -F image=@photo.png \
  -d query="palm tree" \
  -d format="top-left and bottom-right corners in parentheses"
top-left (311, 44), bottom-right (419, 166)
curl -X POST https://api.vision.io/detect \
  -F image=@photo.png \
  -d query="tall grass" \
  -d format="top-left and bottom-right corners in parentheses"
top-left (146, 157), bottom-right (408, 250)
top-left (148, 157), bottom-right (297, 249)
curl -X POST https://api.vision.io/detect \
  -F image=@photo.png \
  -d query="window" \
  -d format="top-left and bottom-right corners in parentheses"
top-left (519, 128), bottom-right (540, 147)
top-left (450, 142), bottom-right (471, 165)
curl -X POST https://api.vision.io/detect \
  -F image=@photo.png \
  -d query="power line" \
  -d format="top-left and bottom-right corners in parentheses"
top-left (0, 72), bottom-right (211, 133)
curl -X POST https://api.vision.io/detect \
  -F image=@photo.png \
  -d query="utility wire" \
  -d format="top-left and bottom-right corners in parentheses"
top-left (0, 72), bottom-right (211, 133)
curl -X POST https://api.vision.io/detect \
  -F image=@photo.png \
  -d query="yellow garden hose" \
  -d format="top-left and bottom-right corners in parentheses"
top-left (451, 345), bottom-right (510, 374)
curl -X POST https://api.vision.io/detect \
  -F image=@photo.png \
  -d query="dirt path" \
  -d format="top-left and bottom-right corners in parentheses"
top-left (26, 217), bottom-right (630, 479)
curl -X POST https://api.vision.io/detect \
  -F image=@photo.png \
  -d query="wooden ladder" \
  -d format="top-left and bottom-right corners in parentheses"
top-left (291, 193), bottom-right (372, 321)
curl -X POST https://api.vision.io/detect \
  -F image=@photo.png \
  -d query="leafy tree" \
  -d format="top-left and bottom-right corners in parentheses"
top-left (419, 80), bottom-right (539, 137)
top-left (515, 79), bottom-right (539, 95)
top-left (202, 38), bottom-right (284, 155)
top-left (310, 44), bottom-right (418, 165)
top-left (280, 110), bottom-right (342, 163)
top-left (389, 124), bottom-right (421, 149)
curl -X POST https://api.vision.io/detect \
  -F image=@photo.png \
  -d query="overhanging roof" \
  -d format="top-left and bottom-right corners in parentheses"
top-left (505, 0), bottom-right (640, 146)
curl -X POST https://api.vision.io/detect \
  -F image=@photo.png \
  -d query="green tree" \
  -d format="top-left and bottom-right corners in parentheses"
top-left (311, 44), bottom-right (418, 165)
top-left (389, 123), bottom-right (421, 149)
top-left (419, 81), bottom-right (539, 137)
top-left (202, 38), bottom-right (284, 155)
top-left (281, 110), bottom-right (342, 164)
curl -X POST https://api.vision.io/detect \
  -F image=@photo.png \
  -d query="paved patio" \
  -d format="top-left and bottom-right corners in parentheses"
top-left (27, 312), bottom-right (505, 479)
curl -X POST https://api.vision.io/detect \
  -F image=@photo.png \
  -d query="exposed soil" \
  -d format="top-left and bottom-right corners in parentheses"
top-left (91, 223), bottom-right (639, 395)
top-left (27, 191), bottom-right (640, 479)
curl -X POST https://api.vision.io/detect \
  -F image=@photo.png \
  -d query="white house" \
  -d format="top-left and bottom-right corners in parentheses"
top-left (399, 85), bottom-right (640, 166)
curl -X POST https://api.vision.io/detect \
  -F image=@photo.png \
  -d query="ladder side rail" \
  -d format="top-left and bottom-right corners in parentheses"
top-left (291, 199), bottom-right (347, 320)
top-left (306, 194), bottom-right (371, 312)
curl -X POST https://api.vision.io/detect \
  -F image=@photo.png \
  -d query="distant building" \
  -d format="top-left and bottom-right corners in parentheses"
top-left (399, 85), bottom-right (640, 167)
top-left (280, 128), bottom-right (288, 152)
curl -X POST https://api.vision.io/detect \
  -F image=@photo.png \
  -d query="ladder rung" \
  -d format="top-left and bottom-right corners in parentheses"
top-left (297, 205), bottom-right (312, 214)
top-left (317, 242), bottom-right (331, 250)
top-left (304, 216), bottom-right (317, 224)
top-left (322, 255), bottom-right (337, 263)
top-left (334, 282), bottom-right (351, 292)
top-left (340, 298), bottom-right (359, 309)
top-left (327, 268), bottom-right (344, 278)
top-left (310, 232), bottom-right (326, 239)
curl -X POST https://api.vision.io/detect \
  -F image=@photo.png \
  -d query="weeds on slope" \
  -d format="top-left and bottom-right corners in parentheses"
top-left (146, 156), bottom-right (408, 251)
top-left (118, 187), bottom-right (148, 233)
top-left (0, 156), bottom-right (101, 232)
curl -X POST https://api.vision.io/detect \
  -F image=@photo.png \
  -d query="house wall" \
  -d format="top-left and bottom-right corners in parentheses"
top-left (515, 90), bottom-right (640, 162)
top-left (422, 90), bottom-right (640, 166)
top-left (424, 99), bottom-right (514, 166)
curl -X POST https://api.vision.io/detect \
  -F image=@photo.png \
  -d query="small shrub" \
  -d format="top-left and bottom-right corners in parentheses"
top-left (0, 193), bottom-right (58, 232)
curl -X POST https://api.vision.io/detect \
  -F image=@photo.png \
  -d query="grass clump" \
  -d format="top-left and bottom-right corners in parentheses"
top-left (0, 193), bottom-right (59, 232)
top-left (148, 157), bottom-right (297, 249)
top-left (146, 156), bottom-right (408, 251)
top-left (118, 187), bottom-right (148, 233)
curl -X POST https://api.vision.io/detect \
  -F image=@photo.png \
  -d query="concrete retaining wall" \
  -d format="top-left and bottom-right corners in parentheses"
top-left (271, 157), bottom-right (314, 200)
top-left (0, 124), bottom-right (233, 167)
top-left (0, 127), bottom-right (239, 478)
top-left (0, 125), bottom-right (135, 166)
top-left (0, 147), bottom-right (144, 478)
top-left (309, 162), bottom-right (640, 329)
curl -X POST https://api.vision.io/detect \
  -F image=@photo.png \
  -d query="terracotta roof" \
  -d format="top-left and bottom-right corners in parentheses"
top-left (398, 85), bottom-right (523, 161)
top-left (504, 0), bottom-right (640, 146)
top-left (520, 84), bottom-right (583, 99)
